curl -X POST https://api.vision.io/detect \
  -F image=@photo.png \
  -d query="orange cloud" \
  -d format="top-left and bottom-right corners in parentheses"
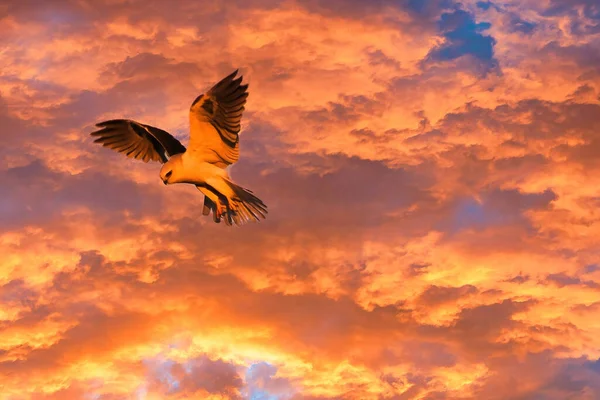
top-left (2, 0), bottom-right (600, 398)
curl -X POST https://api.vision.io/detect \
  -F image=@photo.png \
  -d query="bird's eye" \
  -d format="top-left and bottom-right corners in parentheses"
top-left (165, 171), bottom-right (172, 178)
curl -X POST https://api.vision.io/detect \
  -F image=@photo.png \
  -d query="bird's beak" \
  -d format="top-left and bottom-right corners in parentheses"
top-left (162, 178), bottom-right (168, 185)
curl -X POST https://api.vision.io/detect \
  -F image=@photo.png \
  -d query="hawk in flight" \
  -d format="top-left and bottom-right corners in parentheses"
top-left (90, 70), bottom-right (267, 226)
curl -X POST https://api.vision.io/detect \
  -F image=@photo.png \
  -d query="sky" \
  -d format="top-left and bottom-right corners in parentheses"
top-left (1, 0), bottom-right (600, 398)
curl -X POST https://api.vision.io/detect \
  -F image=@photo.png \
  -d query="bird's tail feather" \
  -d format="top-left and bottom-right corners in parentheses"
top-left (224, 180), bottom-right (268, 225)
top-left (202, 197), bottom-right (212, 216)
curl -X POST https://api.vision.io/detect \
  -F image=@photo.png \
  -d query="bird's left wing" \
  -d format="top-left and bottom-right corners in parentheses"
top-left (90, 119), bottom-right (186, 163)
top-left (188, 70), bottom-right (249, 168)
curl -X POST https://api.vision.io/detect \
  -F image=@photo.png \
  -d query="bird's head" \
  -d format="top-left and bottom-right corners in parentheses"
top-left (160, 168), bottom-right (173, 185)
top-left (160, 154), bottom-right (184, 185)
top-left (160, 159), bottom-right (177, 185)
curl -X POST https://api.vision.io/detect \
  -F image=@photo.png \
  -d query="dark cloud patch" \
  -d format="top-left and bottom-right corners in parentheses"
top-left (404, 0), bottom-right (457, 16)
top-left (403, 129), bottom-right (447, 145)
top-left (0, 306), bottom-right (159, 375)
top-left (225, 149), bottom-right (436, 239)
top-left (536, 357), bottom-right (600, 399)
top-left (99, 52), bottom-right (201, 82)
top-left (297, 0), bottom-right (457, 24)
top-left (544, 272), bottom-right (600, 289)
top-left (2, 0), bottom-right (236, 38)
top-left (350, 128), bottom-right (379, 144)
top-left (506, 273), bottom-right (530, 284)
top-left (400, 341), bottom-right (457, 369)
top-left (545, 273), bottom-right (581, 287)
top-left (299, 94), bottom-right (385, 131)
top-left (407, 263), bottom-right (430, 277)
top-left (0, 159), bottom-right (164, 229)
top-left (229, 118), bottom-right (292, 167)
top-left (469, 351), bottom-right (600, 399)
top-left (440, 188), bottom-right (556, 233)
top-left (418, 300), bottom-right (537, 358)
top-left (583, 264), bottom-right (599, 274)
top-left (260, 156), bottom-right (429, 225)
top-left (499, 139), bottom-right (526, 150)
top-left (0, 279), bottom-right (39, 314)
top-left (145, 354), bottom-right (243, 397)
top-left (508, 14), bottom-right (537, 34)
top-left (451, 299), bottom-right (530, 340)
top-left (338, 94), bottom-right (383, 116)
top-left (2, 0), bottom-right (96, 37)
top-left (475, 1), bottom-right (536, 35)
top-left (178, 356), bottom-right (243, 395)
top-left (417, 284), bottom-right (478, 307)
top-left (302, 103), bottom-right (361, 125)
top-left (366, 49), bottom-right (400, 68)
top-left (549, 99), bottom-right (600, 167)
top-left (349, 128), bottom-right (400, 145)
top-left (242, 361), bottom-right (297, 399)
top-left (439, 100), bottom-right (600, 162)
top-left (568, 83), bottom-right (597, 101)
top-left (437, 147), bottom-right (493, 195)
top-left (485, 188), bottom-right (557, 213)
top-left (542, 0), bottom-right (600, 35)
top-left (587, 358), bottom-right (600, 373)
top-left (50, 76), bottom-right (188, 128)
top-left (538, 41), bottom-right (600, 79)
top-left (0, 96), bottom-right (49, 153)
top-left (476, 1), bottom-right (497, 11)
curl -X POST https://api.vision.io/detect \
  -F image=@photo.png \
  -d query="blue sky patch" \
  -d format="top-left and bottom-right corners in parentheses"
top-left (426, 8), bottom-right (498, 74)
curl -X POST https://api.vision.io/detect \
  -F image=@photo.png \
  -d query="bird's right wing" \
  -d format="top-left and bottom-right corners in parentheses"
top-left (90, 119), bottom-right (186, 163)
top-left (187, 70), bottom-right (248, 168)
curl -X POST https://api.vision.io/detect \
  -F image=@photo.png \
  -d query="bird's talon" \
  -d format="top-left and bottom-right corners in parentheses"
top-left (214, 200), bottom-right (223, 219)
top-left (214, 198), bottom-right (230, 220)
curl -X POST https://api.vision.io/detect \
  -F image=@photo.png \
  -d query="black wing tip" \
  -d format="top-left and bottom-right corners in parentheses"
top-left (191, 94), bottom-right (204, 108)
top-left (94, 119), bottom-right (133, 128)
top-left (216, 69), bottom-right (240, 87)
top-left (224, 69), bottom-right (244, 85)
top-left (205, 69), bottom-right (247, 98)
top-left (90, 126), bottom-right (114, 137)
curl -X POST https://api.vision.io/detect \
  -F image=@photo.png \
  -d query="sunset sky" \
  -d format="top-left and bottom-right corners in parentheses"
top-left (2, 0), bottom-right (600, 398)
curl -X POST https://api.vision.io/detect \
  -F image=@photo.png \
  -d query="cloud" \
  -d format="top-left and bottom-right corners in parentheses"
top-left (2, 0), bottom-right (600, 398)
top-left (243, 361), bottom-right (297, 399)
top-left (542, 0), bottom-right (600, 35)
top-left (544, 272), bottom-right (600, 289)
top-left (144, 354), bottom-right (244, 397)
top-left (417, 284), bottom-right (478, 307)
top-left (507, 14), bottom-right (537, 34)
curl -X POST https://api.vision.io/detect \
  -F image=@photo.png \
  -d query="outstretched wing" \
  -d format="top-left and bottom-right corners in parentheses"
top-left (90, 119), bottom-right (186, 163)
top-left (188, 69), bottom-right (249, 168)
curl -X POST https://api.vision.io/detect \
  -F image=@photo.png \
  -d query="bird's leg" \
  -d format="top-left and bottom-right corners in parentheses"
top-left (215, 202), bottom-right (222, 219)
top-left (197, 185), bottom-right (225, 221)
top-left (214, 197), bottom-right (228, 219)
top-left (204, 177), bottom-right (242, 224)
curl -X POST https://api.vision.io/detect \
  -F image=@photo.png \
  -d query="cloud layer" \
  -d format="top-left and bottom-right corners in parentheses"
top-left (2, 0), bottom-right (600, 398)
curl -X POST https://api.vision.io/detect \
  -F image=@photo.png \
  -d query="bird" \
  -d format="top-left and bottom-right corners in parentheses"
top-left (89, 69), bottom-right (267, 226)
